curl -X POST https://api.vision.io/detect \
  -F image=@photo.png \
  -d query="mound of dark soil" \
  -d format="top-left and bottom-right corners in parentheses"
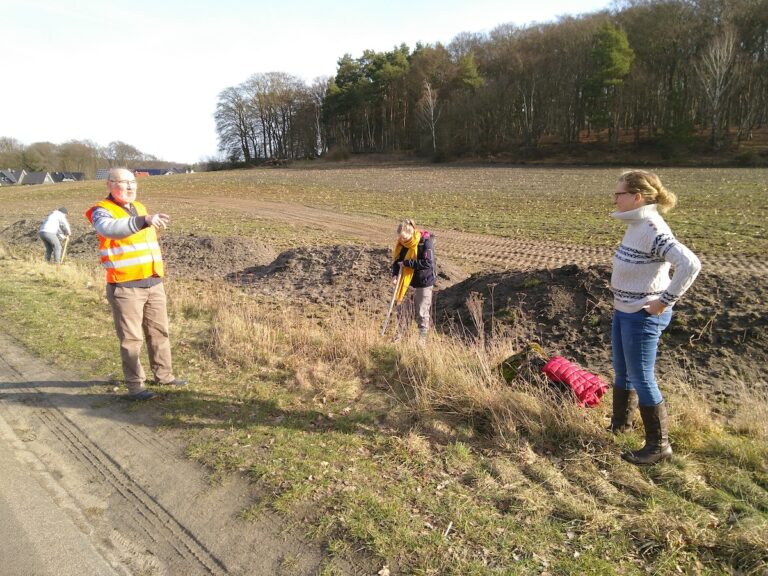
top-left (0, 219), bottom-right (39, 243)
top-left (229, 245), bottom-right (468, 309)
top-left (0, 220), bottom-right (277, 280)
top-left (65, 231), bottom-right (100, 257)
top-left (0, 219), bottom-right (99, 259)
top-left (159, 234), bottom-right (277, 279)
top-left (436, 265), bottom-right (768, 392)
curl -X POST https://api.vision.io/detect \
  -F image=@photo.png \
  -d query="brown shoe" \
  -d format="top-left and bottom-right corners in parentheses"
top-left (608, 388), bottom-right (638, 434)
top-left (622, 401), bottom-right (673, 465)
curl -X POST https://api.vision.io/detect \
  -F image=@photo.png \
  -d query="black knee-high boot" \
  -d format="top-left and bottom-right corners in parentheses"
top-left (608, 388), bottom-right (638, 433)
top-left (622, 401), bottom-right (673, 465)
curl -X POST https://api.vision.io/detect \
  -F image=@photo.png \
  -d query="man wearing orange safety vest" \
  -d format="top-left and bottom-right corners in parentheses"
top-left (86, 168), bottom-right (187, 400)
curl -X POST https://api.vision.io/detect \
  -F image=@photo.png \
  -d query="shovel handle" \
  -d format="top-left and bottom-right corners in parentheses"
top-left (60, 236), bottom-right (70, 264)
top-left (381, 269), bottom-right (402, 336)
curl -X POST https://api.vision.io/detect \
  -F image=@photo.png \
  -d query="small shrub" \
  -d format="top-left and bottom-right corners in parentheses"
top-left (325, 146), bottom-right (351, 162)
top-left (733, 151), bottom-right (759, 167)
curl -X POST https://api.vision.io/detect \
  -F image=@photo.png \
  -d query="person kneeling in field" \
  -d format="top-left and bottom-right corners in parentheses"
top-left (391, 219), bottom-right (436, 345)
top-left (86, 168), bottom-right (187, 400)
top-left (608, 170), bottom-right (701, 465)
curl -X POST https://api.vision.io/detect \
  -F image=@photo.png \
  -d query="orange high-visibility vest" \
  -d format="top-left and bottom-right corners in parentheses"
top-left (85, 199), bottom-right (164, 283)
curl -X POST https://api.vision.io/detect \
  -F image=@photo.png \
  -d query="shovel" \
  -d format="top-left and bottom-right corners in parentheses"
top-left (381, 269), bottom-right (402, 336)
top-left (60, 236), bottom-right (70, 264)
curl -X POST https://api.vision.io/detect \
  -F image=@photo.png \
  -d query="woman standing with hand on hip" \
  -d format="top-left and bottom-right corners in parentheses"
top-left (609, 170), bottom-right (701, 465)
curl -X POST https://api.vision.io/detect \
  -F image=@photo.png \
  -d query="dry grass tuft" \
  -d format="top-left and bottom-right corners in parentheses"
top-left (713, 516), bottom-right (768, 576)
top-left (210, 301), bottom-right (282, 367)
top-left (730, 379), bottom-right (768, 441)
top-left (671, 378), bottom-right (719, 437)
top-left (13, 253), bottom-right (105, 295)
top-left (0, 240), bottom-right (13, 259)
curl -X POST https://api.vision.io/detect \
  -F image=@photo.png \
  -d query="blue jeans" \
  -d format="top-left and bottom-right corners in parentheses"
top-left (612, 308), bottom-right (673, 407)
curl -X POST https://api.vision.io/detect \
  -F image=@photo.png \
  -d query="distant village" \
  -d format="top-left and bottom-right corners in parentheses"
top-left (0, 167), bottom-right (192, 186)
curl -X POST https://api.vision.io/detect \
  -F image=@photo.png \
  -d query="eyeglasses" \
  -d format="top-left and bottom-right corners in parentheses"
top-left (613, 191), bottom-right (633, 197)
top-left (110, 179), bottom-right (137, 186)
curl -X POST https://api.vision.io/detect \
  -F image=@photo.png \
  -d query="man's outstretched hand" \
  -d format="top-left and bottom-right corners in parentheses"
top-left (146, 213), bottom-right (170, 229)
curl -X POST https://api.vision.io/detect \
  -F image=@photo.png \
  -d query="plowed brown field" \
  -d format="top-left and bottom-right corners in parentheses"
top-left (173, 196), bottom-right (768, 276)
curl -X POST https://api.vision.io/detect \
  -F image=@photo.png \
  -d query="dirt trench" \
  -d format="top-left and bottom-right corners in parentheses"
top-left (0, 221), bottom-right (278, 280)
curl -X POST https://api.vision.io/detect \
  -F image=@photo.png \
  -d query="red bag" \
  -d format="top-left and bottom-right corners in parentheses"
top-left (541, 356), bottom-right (608, 407)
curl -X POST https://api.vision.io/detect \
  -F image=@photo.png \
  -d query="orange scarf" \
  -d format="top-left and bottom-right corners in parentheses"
top-left (392, 229), bottom-right (421, 304)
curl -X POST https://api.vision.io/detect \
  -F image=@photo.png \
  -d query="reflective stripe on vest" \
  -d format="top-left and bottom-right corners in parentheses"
top-left (99, 241), bottom-right (161, 258)
top-left (102, 253), bottom-right (160, 269)
top-left (85, 199), bottom-right (164, 283)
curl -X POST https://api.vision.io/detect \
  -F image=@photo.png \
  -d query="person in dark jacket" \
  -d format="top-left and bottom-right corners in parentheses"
top-left (391, 218), bottom-right (436, 344)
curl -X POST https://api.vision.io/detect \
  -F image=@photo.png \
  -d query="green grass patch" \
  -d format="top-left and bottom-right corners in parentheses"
top-left (0, 262), bottom-right (120, 378)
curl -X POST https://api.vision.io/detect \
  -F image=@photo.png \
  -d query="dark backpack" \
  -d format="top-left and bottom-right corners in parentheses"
top-left (429, 234), bottom-right (438, 284)
top-left (421, 230), bottom-right (438, 286)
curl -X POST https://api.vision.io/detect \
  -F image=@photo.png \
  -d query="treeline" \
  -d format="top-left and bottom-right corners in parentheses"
top-left (0, 138), bottom-right (182, 178)
top-left (215, 0), bottom-right (768, 162)
top-left (215, 73), bottom-right (328, 163)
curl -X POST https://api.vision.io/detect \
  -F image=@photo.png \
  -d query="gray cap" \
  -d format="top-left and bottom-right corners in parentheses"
top-left (57, 207), bottom-right (68, 215)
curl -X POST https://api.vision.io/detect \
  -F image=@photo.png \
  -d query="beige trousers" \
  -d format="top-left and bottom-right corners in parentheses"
top-left (396, 286), bottom-right (433, 336)
top-left (106, 283), bottom-right (174, 393)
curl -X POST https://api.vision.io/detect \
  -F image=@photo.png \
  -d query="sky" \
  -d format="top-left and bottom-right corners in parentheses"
top-left (1, 0), bottom-right (613, 164)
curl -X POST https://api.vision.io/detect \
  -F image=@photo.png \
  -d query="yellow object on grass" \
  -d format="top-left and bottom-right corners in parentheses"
top-left (392, 229), bottom-right (421, 304)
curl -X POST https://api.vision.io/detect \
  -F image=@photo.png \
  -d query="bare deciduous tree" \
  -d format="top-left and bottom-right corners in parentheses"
top-left (215, 85), bottom-right (255, 163)
top-left (106, 141), bottom-right (145, 166)
top-left (695, 28), bottom-right (739, 149)
top-left (23, 141), bottom-right (58, 172)
top-left (309, 77), bottom-right (331, 156)
top-left (417, 80), bottom-right (441, 154)
top-left (58, 140), bottom-right (100, 177)
top-left (0, 137), bottom-right (24, 168)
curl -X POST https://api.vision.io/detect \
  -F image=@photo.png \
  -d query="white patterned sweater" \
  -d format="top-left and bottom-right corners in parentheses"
top-left (611, 204), bottom-right (702, 313)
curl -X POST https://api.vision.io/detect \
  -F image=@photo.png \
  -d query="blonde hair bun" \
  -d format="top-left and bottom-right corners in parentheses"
top-left (618, 170), bottom-right (677, 213)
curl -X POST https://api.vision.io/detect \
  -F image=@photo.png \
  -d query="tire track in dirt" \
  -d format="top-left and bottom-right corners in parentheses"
top-left (121, 422), bottom-right (180, 454)
top-left (0, 386), bottom-right (227, 575)
top-left (175, 197), bottom-right (768, 276)
top-left (0, 332), bottom-right (368, 575)
top-left (32, 406), bottom-right (227, 575)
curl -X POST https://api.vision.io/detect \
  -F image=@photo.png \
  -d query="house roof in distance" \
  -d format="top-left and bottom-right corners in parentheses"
top-left (22, 171), bottom-right (54, 185)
